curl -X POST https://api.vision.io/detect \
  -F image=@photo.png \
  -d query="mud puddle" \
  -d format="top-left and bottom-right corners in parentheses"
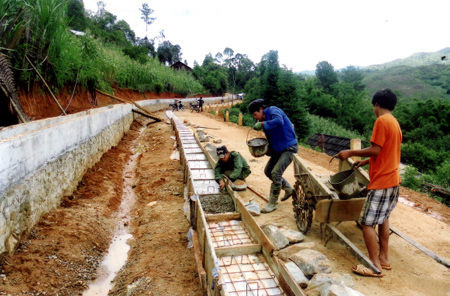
top-left (84, 128), bottom-right (147, 295)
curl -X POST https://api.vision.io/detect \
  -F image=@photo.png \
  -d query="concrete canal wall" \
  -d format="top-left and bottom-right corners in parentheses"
top-left (0, 96), bottom-right (222, 257)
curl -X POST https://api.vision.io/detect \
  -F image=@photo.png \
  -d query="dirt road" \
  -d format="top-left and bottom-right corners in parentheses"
top-left (1, 109), bottom-right (449, 296)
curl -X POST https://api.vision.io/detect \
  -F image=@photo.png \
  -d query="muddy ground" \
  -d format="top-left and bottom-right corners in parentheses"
top-left (1, 108), bottom-right (450, 296)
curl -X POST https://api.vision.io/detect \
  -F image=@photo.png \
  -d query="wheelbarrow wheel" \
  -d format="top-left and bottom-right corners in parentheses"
top-left (292, 181), bottom-right (313, 234)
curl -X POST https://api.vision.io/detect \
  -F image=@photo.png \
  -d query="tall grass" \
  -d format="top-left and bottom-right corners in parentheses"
top-left (4, 0), bottom-right (204, 97)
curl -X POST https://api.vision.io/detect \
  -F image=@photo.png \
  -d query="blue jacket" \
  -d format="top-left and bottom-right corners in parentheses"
top-left (263, 106), bottom-right (297, 154)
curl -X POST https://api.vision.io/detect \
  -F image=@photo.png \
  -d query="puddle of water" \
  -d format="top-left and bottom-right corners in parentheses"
top-left (399, 196), bottom-right (415, 207)
top-left (84, 127), bottom-right (146, 295)
top-left (83, 232), bottom-right (132, 295)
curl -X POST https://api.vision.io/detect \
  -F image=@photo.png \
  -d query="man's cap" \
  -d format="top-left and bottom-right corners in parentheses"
top-left (216, 145), bottom-right (228, 158)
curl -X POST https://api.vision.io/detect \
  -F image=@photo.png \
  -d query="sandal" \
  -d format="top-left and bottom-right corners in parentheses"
top-left (351, 264), bottom-right (383, 277)
top-left (381, 264), bottom-right (392, 270)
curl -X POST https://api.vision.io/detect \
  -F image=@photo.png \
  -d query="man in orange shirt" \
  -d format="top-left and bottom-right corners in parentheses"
top-left (336, 88), bottom-right (402, 277)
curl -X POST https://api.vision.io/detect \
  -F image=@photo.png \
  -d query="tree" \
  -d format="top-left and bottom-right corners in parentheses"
top-left (339, 65), bottom-right (365, 91)
top-left (67, 0), bottom-right (87, 31)
top-left (214, 52), bottom-right (223, 64)
top-left (122, 45), bottom-right (149, 64)
top-left (135, 37), bottom-right (155, 57)
top-left (315, 61), bottom-right (338, 92)
top-left (139, 3), bottom-right (156, 39)
top-left (259, 50), bottom-right (280, 105)
top-left (157, 41), bottom-right (181, 65)
top-left (192, 54), bottom-right (228, 95)
top-left (234, 53), bottom-right (255, 91)
top-left (277, 69), bottom-right (310, 140)
top-left (223, 47), bottom-right (234, 61)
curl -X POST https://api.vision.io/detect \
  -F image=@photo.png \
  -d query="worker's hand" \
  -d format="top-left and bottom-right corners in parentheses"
top-left (218, 180), bottom-right (225, 190)
top-left (335, 150), bottom-right (352, 160)
top-left (353, 159), bottom-right (369, 169)
top-left (253, 122), bottom-right (263, 131)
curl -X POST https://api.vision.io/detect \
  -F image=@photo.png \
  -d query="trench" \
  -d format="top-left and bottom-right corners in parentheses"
top-left (83, 125), bottom-right (146, 295)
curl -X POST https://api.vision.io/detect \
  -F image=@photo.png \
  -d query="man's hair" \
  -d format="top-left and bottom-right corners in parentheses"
top-left (216, 145), bottom-right (228, 158)
top-left (248, 99), bottom-right (266, 114)
top-left (372, 88), bottom-right (397, 111)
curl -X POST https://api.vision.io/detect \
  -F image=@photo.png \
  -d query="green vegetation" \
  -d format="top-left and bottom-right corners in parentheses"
top-left (1, 0), bottom-right (449, 204)
top-left (2, 0), bottom-right (203, 99)
top-left (308, 114), bottom-right (366, 140)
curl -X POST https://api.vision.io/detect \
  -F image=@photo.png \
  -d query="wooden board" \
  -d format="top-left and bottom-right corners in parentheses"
top-left (315, 198), bottom-right (366, 223)
top-left (390, 226), bottom-right (450, 268)
top-left (326, 223), bottom-right (381, 274)
top-left (205, 213), bottom-right (241, 222)
top-left (214, 244), bottom-right (262, 257)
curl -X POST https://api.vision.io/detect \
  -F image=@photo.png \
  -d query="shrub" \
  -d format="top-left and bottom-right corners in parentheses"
top-left (229, 115), bottom-right (239, 124)
top-left (242, 113), bottom-right (256, 127)
top-left (401, 165), bottom-right (422, 191)
top-left (433, 160), bottom-right (450, 189)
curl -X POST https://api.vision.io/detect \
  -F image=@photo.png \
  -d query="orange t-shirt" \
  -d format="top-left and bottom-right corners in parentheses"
top-left (368, 113), bottom-right (402, 190)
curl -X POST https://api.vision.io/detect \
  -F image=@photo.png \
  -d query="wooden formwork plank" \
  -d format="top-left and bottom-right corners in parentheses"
top-left (193, 230), bottom-right (207, 292)
top-left (205, 213), bottom-right (241, 222)
top-left (214, 244), bottom-right (262, 257)
top-left (326, 223), bottom-right (381, 274)
top-left (233, 195), bottom-right (275, 254)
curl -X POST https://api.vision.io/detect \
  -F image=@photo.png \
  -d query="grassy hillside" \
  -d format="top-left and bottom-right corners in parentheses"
top-left (362, 47), bottom-right (450, 101)
top-left (365, 47), bottom-right (450, 70)
top-left (363, 64), bottom-right (450, 101)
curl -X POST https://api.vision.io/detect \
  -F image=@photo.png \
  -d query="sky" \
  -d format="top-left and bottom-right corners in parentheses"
top-left (83, 0), bottom-right (450, 72)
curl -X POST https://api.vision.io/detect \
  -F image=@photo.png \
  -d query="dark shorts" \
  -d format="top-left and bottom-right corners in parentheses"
top-left (359, 186), bottom-right (399, 226)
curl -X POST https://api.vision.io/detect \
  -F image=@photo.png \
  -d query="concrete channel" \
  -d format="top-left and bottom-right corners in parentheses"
top-left (168, 112), bottom-right (305, 296)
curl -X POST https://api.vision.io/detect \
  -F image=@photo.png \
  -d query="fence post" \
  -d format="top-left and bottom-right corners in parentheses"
top-left (350, 139), bottom-right (361, 162)
top-left (238, 113), bottom-right (243, 126)
top-left (225, 110), bottom-right (229, 122)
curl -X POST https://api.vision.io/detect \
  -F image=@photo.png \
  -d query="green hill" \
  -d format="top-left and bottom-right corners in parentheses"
top-left (363, 64), bottom-right (450, 101)
top-left (362, 48), bottom-right (450, 101)
top-left (365, 47), bottom-right (450, 70)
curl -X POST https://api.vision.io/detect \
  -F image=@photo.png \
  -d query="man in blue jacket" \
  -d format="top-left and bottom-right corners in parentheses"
top-left (248, 99), bottom-right (298, 213)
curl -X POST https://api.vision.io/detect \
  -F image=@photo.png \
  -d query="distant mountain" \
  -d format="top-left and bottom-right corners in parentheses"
top-left (360, 47), bottom-right (450, 101)
top-left (297, 70), bottom-right (315, 76)
top-left (364, 47), bottom-right (450, 71)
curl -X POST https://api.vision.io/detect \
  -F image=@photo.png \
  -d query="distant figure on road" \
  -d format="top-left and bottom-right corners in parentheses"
top-left (336, 88), bottom-right (402, 277)
top-left (198, 97), bottom-right (204, 112)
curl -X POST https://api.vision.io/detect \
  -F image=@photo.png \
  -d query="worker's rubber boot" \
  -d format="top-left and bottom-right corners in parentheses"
top-left (261, 186), bottom-right (280, 213)
top-left (280, 184), bottom-right (295, 202)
